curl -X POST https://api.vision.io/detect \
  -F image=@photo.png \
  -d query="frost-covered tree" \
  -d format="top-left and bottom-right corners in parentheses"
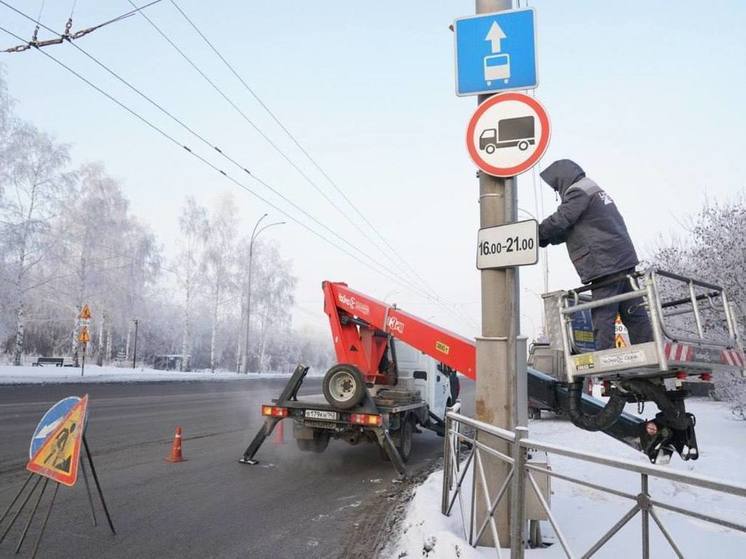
top-left (175, 196), bottom-right (207, 371)
top-left (202, 194), bottom-right (239, 372)
top-left (248, 240), bottom-right (296, 372)
top-left (0, 122), bottom-right (72, 364)
top-left (649, 197), bottom-right (746, 416)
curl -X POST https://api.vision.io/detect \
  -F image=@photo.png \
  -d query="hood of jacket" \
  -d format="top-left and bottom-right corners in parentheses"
top-left (540, 159), bottom-right (586, 196)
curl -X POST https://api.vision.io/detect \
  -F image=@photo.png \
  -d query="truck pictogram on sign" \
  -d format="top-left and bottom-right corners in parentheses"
top-left (479, 116), bottom-right (536, 154)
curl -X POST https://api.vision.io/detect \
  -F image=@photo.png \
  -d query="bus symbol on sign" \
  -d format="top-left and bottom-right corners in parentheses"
top-left (484, 53), bottom-right (510, 84)
top-left (479, 116), bottom-right (535, 154)
top-left (454, 8), bottom-right (537, 96)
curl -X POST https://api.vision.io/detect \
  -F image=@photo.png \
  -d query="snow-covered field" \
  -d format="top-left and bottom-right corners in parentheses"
top-left (389, 399), bottom-right (746, 558)
top-left (0, 364), bottom-right (314, 384)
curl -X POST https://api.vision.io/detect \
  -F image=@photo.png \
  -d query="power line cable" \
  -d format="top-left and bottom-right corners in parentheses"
top-left (0, 4), bottom-right (435, 300)
top-left (167, 0), bottom-right (459, 314)
top-left (133, 1), bottom-right (465, 323)
top-left (0, 23), bottom-right (444, 301)
top-left (125, 1), bottom-right (380, 250)
top-left (3, 0), bottom-right (163, 52)
top-left (1, 4), bottom-right (477, 331)
top-left (122, 2), bottom-right (477, 330)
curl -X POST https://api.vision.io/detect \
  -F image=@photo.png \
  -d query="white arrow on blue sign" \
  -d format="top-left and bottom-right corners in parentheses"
top-left (454, 8), bottom-right (538, 97)
top-left (29, 396), bottom-right (81, 458)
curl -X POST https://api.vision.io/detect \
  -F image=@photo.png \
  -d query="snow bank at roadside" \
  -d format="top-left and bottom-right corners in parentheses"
top-left (0, 364), bottom-right (322, 384)
top-left (388, 399), bottom-right (746, 558)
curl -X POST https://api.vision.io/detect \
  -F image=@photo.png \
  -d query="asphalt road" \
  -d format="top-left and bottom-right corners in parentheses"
top-left (0, 378), bottom-right (474, 559)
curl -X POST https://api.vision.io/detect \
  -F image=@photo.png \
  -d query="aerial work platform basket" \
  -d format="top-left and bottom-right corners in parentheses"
top-left (544, 269), bottom-right (745, 383)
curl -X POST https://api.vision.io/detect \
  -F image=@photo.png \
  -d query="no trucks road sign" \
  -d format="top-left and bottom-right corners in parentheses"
top-left (466, 92), bottom-right (550, 177)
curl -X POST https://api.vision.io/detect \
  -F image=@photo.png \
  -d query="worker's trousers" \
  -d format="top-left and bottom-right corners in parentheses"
top-left (591, 270), bottom-right (653, 351)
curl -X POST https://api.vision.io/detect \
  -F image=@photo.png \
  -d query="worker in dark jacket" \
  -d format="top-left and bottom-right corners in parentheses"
top-left (538, 159), bottom-right (652, 350)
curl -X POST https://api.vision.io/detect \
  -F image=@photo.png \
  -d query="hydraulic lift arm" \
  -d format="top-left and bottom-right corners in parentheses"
top-left (323, 281), bottom-right (476, 381)
top-left (322, 281), bottom-right (646, 452)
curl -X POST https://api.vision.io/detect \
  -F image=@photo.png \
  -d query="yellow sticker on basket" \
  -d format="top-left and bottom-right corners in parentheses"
top-left (574, 330), bottom-right (594, 343)
top-left (574, 354), bottom-right (595, 371)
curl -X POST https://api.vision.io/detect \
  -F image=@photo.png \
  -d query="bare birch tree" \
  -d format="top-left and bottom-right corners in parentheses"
top-left (202, 194), bottom-right (238, 372)
top-left (0, 123), bottom-right (71, 364)
top-left (175, 196), bottom-right (207, 371)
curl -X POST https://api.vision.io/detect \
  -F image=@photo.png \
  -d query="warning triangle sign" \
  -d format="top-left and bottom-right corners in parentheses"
top-left (27, 395), bottom-right (88, 486)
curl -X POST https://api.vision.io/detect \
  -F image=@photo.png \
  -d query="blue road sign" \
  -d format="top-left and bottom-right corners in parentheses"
top-left (29, 396), bottom-right (81, 458)
top-left (454, 8), bottom-right (537, 96)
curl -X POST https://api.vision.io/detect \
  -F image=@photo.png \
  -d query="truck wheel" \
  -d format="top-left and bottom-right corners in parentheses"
top-left (322, 364), bottom-right (365, 409)
top-left (297, 431), bottom-right (330, 453)
top-left (518, 140), bottom-right (529, 151)
top-left (396, 417), bottom-right (414, 463)
top-left (485, 144), bottom-right (496, 154)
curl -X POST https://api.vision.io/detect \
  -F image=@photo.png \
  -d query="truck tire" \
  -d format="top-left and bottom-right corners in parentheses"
top-left (322, 364), bottom-right (365, 409)
top-left (397, 418), bottom-right (414, 463)
top-left (297, 431), bottom-right (330, 453)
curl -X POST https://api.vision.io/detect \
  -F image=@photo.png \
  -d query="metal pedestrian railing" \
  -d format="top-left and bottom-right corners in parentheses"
top-left (441, 411), bottom-right (746, 559)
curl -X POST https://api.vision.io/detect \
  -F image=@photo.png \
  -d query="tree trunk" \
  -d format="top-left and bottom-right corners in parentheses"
top-left (96, 314), bottom-right (105, 366)
top-left (210, 284), bottom-right (221, 373)
top-left (125, 324), bottom-right (131, 361)
top-left (13, 300), bottom-right (24, 366)
top-left (181, 278), bottom-right (192, 372)
top-left (106, 328), bottom-right (112, 363)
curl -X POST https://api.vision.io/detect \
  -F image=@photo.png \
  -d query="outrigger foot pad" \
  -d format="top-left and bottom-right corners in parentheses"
top-left (642, 412), bottom-right (699, 464)
top-left (238, 458), bottom-right (259, 465)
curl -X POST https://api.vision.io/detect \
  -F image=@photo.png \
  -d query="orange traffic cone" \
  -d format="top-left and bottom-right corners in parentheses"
top-left (272, 420), bottom-right (285, 445)
top-left (165, 426), bottom-right (186, 462)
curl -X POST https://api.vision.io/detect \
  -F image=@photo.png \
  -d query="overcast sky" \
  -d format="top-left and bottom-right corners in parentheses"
top-left (1, 0), bottom-right (744, 340)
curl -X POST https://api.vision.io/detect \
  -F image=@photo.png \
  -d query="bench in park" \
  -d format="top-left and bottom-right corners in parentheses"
top-left (31, 357), bottom-right (65, 367)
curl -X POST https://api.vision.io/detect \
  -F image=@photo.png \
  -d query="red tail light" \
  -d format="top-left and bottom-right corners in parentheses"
top-left (349, 413), bottom-right (382, 426)
top-left (700, 373), bottom-right (713, 381)
top-left (261, 405), bottom-right (288, 418)
top-left (676, 372), bottom-right (688, 380)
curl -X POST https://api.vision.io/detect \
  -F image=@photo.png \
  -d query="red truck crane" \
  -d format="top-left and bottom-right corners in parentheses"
top-left (239, 281), bottom-right (659, 475)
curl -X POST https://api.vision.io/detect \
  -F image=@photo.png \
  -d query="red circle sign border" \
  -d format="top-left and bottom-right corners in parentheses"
top-left (466, 92), bottom-right (551, 178)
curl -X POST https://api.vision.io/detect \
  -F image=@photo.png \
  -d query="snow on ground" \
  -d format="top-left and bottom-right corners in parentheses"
top-left (389, 398), bottom-right (746, 559)
top-left (0, 364), bottom-right (323, 384)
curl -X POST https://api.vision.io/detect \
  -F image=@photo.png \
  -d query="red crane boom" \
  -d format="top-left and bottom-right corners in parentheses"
top-left (322, 281), bottom-right (476, 382)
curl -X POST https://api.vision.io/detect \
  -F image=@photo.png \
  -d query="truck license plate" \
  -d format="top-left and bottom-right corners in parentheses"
top-left (305, 409), bottom-right (338, 421)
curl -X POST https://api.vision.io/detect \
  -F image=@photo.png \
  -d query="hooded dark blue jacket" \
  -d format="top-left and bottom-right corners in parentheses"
top-left (539, 159), bottom-right (638, 283)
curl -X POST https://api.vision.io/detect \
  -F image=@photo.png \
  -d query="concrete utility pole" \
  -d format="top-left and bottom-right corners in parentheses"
top-left (474, 0), bottom-right (523, 548)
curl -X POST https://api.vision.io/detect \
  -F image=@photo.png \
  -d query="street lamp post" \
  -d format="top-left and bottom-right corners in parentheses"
top-left (242, 215), bottom-right (285, 374)
top-left (132, 319), bottom-right (139, 369)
